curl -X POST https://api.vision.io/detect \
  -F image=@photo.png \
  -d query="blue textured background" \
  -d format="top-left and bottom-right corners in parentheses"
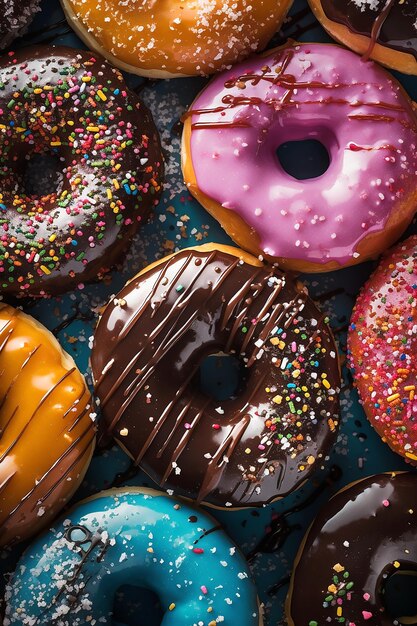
top-left (1, 1), bottom-right (417, 624)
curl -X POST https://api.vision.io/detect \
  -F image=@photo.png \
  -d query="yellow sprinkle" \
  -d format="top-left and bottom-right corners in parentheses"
top-left (245, 448), bottom-right (251, 454)
top-left (147, 547), bottom-right (154, 553)
top-left (40, 265), bottom-right (51, 275)
top-left (50, 141), bottom-right (61, 147)
top-left (207, 607), bottom-right (213, 613)
top-left (0, 125), bottom-right (5, 130)
top-left (307, 455), bottom-right (315, 465)
top-left (292, 369), bottom-right (300, 379)
top-left (322, 378), bottom-right (330, 389)
top-left (328, 584), bottom-right (337, 594)
top-left (387, 393), bottom-right (400, 403)
top-left (393, 561), bottom-right (400, 568)
top-left (106, 189), bottom-right (113, 200)
top-left (270, 337), bottom-right (280, 345)
top-left (67, 120), bottom-right (74, 126)
top-left (97, 89), bottom-right (107, 101)
top-left (82, 75), bottom-right (91, 82)
top-left (115, 163), bottom-right (121, 170)
top-left (33, 88), bottom-right (43, 94)
top-left (406, 452), bottom-right (417, 462)
top-left (404, 385), bottom-right (415, 391)
top-left (209, 621), bottom-right (217, 626)
top-left (168, 603), bottom-right (176, 611)
top-left (113, 179), bottom-right (120, 189)
top-left (272, 395), bottom-right (282, 405)
top-left (333, 563), bottom-right (345, 573)
top-left (337, 607), bottom-right (342, 617)
top-left (49, 234), bottom-right (56, 242)
top-left (87, 126), bottom-right (100, 132)
top-left (73, 178), bottom-right (81, 186)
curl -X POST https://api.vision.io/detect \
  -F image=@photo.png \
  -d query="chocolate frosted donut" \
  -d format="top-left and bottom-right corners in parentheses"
top-left (91, 244), bottom-right (341, 508)
top-left (0, 0), bottom-right (41, 50)
top-left (0, 47), bottom-right (163, 296)
top-left (287, 472), bottom-right (417, 626)
top-left (309, 0), bottom-right (417, 74)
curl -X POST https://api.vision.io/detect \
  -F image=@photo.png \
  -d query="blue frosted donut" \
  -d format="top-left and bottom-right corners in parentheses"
top-left (4, 488), bottom-right (261, 626)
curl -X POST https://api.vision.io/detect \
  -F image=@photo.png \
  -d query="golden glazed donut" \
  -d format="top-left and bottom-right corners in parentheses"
top-left (0, 304), bottom-right (95, 548)
top-left (59, 0), bottom-right (293, 78)
top-left (308, 0), bottom-right (417, 75)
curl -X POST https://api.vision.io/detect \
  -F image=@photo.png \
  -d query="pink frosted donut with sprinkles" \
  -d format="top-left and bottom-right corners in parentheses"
top-left (182, 41), bottom-right (417, 273)
top-left (0, 46), bottom-right (163, 296)
top-left (348, 235), bottom-right (417, 464)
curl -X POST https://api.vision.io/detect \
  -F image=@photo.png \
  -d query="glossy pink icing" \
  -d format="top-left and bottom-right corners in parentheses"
top-left (188, 43), bottom-right (417, 265)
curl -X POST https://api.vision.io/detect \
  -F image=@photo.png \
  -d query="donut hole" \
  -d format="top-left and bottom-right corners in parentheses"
top-left (195, 352), bottom-right (248, 402)
top-left (22, 152), bottom-right (64, 198)
top-left (276, 139), bottom-right (330, 180)
top-left (382, 569), bottom-right (417, 624)
top-left (113, 585), bottom-right (163, 625)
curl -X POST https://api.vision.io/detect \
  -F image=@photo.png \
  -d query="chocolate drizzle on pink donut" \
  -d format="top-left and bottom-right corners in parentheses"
top-left (185, 42), bottom-right (417, 266)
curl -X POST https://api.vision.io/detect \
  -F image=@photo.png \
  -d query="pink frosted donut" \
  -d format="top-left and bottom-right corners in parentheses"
top-left (182, 42), bottom-right (417, 273)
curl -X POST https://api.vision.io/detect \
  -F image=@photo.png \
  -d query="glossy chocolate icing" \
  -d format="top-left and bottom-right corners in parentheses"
top-left (91, 246), bottom-right (341, 508)
top-left (0, 46), bottom-right (163, 296)
top-left (288, 472), bottom-right (417, 626)
top-left (321, 0), bottom-right (417, 60)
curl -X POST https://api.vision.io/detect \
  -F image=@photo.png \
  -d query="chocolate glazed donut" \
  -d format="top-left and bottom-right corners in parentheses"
top-left (287, 472), bottom-right (417, 626)
top-left (91, 244), bottom-right (341, 508)
top-left (0, 47), bottom-right (163, 296)
top-left (309, 0), bottom-right (417, 74)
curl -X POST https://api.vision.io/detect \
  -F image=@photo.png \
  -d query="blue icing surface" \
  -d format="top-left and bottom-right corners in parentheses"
top-left (1, 0), bottom-right (417, 625)
top-left (4, 489), bottom-right (260, 626)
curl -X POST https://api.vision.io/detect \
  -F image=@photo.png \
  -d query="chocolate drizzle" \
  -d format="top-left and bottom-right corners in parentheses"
top-left (321, 0), bottom-right (417, 61)
top-left (91, 247), bottom-right (340, 508)
top-left (182, 46), bottom-right (409, 133)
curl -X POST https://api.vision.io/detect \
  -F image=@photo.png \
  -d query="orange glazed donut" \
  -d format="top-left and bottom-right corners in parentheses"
top-left (60, 0), bottom-right (293, 78)
top-left (0, 304), bottom-right (95, 548)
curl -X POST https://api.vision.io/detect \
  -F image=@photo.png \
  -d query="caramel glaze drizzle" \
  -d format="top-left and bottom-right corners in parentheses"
top-left (0, 307), bottom-right (95, 545)
top-left (182, 46), bottom-right (411, 133)
top-left (92, 249), bottom-right (340, 508)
